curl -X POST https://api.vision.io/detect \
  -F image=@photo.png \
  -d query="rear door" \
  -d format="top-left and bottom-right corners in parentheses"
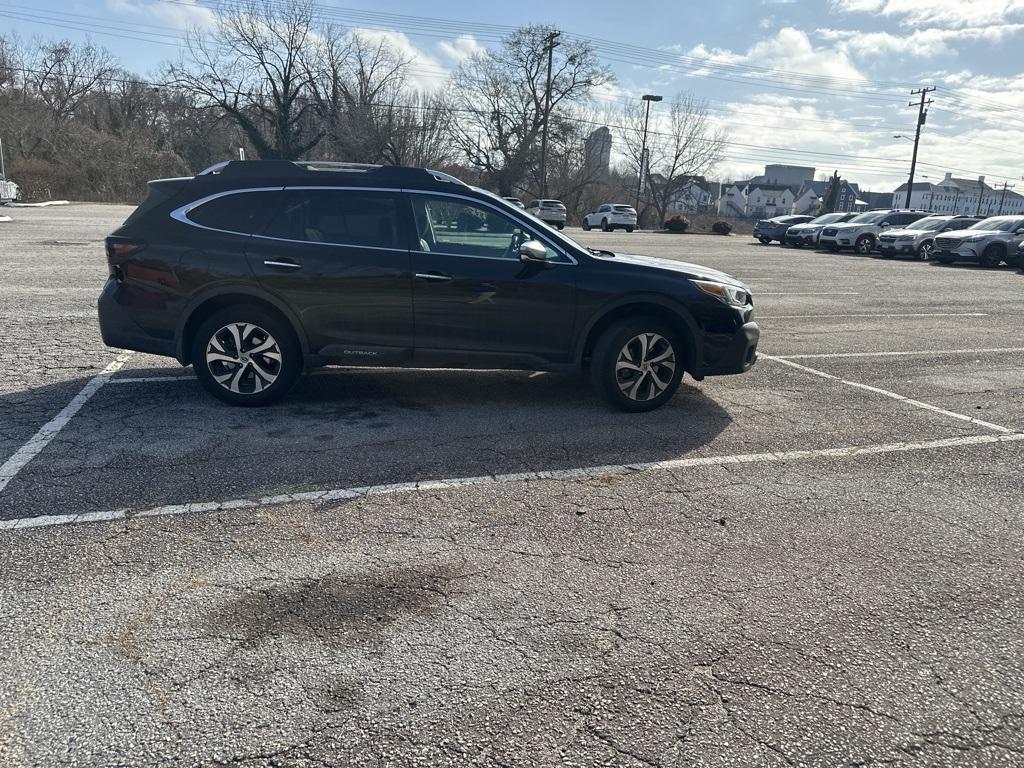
top-left (244, 186), bottom-right (413, 363)
top-left (408, 192), bottom-right (577, 364)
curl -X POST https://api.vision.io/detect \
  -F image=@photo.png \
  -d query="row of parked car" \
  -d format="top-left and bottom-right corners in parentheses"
top-left (754, 210), bottom-right (1024, 267)
top-left (503, 197), bottom-right (640, 232)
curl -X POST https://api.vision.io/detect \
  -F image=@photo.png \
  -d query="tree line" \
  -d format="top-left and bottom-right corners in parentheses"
top-left (0, 0), bottom-right (725, 225)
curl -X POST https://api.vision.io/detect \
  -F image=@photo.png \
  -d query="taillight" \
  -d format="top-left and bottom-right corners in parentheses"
top-left (105, 237), bottom-right (145, 262)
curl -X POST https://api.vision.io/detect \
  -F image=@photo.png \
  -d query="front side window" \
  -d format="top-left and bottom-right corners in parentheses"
top-left (262, 189), bottom-right (400, 248)
top-left (186, 190), bottom-right (281, 234)
top-left (412, 195), bottom-right (563, 262)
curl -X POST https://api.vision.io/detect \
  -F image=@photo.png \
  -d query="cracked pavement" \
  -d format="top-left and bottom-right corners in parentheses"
top-left (1, 205), bottom-right (1024, 767)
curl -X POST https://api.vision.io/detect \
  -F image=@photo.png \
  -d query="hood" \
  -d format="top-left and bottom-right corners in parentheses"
top-left (789, 222), bottom-right (823, 232)
top-left (593, 251), bottom-right (749, 289)
top-left (883, 228), bottom-right (929, 237)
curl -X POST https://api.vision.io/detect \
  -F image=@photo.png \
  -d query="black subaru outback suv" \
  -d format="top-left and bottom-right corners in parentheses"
top-left (99, 161), bottom-right (759, 411)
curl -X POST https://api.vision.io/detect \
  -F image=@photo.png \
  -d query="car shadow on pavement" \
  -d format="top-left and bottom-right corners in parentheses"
top-left (0, 367), bottom-right (733, 520)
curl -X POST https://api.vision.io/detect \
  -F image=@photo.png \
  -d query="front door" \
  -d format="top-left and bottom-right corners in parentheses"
top-left (245, 187), bottom-right (413, 363)
top-left (408, 193), bottom-right (577, 365)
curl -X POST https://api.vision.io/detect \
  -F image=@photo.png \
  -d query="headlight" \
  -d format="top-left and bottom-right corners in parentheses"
top-left (692, 279), bottom-right (750, 307)
top-left (896, 235), bottom-right (914, 241)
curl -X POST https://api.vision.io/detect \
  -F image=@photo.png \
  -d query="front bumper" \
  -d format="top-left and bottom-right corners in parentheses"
top-left (935, 247), bottom-right (981, 262)
top-left (694, 321), bottom-right (760, 377)
top-left (878, 241), bottom-right (916, 255)
top-left (785, 232), bottom-right (818, 246)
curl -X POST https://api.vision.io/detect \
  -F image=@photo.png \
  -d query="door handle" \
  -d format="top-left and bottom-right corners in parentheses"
top-left (264, 260), bottom-right (302, 270)
top-left (415, 272), bottom-right (452, 282)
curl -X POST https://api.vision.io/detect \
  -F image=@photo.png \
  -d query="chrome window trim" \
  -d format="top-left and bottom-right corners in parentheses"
top-left (169, 187), bottom-right (284, 236)
top-left (250, 233), bottom-right (408, 254)
top-left (405, 189), bottom-right (579, 266)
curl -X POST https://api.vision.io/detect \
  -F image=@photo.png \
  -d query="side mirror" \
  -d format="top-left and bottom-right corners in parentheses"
top-left (519, 240), bottom-right (549, 263)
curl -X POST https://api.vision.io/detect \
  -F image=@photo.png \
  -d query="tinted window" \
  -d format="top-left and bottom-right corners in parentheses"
top-left (412, 195), bottom-right (561, 262)
top-left (187, 191), bottom-right (281, 234)
top-left (263, 189), bottom-right (400, 248)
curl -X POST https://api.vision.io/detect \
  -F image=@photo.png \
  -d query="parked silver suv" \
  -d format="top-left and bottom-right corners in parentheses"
top-left (819, 209), bottom-right (930, 254)
top-left (934, 216), bottom-right (1024, 267)
top-left (876, 215), bottom-right (982, 261)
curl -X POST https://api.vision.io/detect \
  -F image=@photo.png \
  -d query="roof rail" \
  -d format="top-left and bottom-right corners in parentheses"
top-left (193, 159), bottom-right (469, 187)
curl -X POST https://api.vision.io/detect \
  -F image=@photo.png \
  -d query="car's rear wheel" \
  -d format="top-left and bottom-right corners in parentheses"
top-left (192, 305), bottom-right (301, 407)
top-left (601, 218), bottom-right (610, 232)
top-left (917, 241), bottom-right (934, 261)
top-left (854, 234), bottom-right (875, 254)
top-left (590, 319), bottom-right (684, 412)
top-left (980, 244), bottom-right (1003, 268)
top-left (581, 218), bottom-right (591, 231)
top-left (758, 236), bottom-right (771, 244)
top-left (625, 226), bottom-right (634, 233)
top-left (556, 222), bottom-right (564, 230)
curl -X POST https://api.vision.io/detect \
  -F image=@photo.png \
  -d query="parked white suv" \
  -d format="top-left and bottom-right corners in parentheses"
top-left (876, 215), bottom-right (982, 261)
top-left (933, 216), bottom-right (1024, 267)
top-left (582, 203), bottom-right (637, 232)
top-left (526, 199), bottom-right (567, 229)
top-left (818, 210), bottom-right (930, 254)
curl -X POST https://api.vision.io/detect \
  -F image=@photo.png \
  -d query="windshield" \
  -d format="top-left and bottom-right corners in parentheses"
top-left (967, 217), bottom-right (1023, 232)
top-left (809, 213), bottom-right (844, 225)
top-left (904, 216), bottom-right (947, 231)
top-left (612, 205), bottom-right (635, 212)
top-left (846, 211), bottom-right (887, 224)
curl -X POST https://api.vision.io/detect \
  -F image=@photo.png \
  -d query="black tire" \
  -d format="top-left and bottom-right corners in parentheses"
top-left (590, 318), bottom-right (685, 413)
top-left (556, 222), bottom-right (564, 230)
top-left (601, 218), bottom-right (610, 232)
top-left (980, 244), bottom-right (1003, 268)
top-left (581, 219), bottom-right (591, 231)
top-left (625, 226), bottom-right (634, 233)
top-left (191, 304), bottom-right (302, 407)
top-left (854, 234), bottom-right (875, 255)
top-left (758, 236), bottom-right (771, 244)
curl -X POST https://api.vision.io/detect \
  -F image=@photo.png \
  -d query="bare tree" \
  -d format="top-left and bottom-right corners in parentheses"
top-left (451, 25), bottom-right (611, 196)
top-left (166, 0), bottom-right (329, 160)
top-left (618, 92), bottom-right (725, 225)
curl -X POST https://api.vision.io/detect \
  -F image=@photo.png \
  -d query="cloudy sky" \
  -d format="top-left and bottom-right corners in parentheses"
top-left (5, 0), bottom-right (1024, 193)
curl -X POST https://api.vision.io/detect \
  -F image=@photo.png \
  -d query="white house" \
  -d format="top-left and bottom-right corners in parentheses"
top-left (717, 184), bottom-right (747, 217)
top-left (890, 173), bottom-right (1024, 216)
top-left (668, 179), bottom-right (713, 213)
top-left (744, 184), bottom-right (795, 218)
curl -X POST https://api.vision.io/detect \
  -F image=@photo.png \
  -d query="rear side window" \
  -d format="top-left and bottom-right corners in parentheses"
top-left (186, 191), bottom-right (281, 235)
top-left (262, 189), bottom-right (400, 248)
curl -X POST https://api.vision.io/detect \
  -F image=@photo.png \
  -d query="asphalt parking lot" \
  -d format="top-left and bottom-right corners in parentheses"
top-left (2, 203), bottom-right (1024, 767)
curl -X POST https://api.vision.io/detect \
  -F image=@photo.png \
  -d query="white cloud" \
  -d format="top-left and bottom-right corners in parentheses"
top-left (437, 35), bottom-right (486, 64)
top-left (107, 0), bottom-right (216, 30)
top-left (687, 27), bottom-right (867, 86)
top-left (817, 24), bottom-right (1024, 58)
top-left (830, 0), bottom-right (1024, 28)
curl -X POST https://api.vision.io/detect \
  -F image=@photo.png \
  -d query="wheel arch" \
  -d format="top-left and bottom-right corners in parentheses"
top-left (576, 295), bottom-right (698, 373)
top-left (176, 284), bottom-right (308, 365)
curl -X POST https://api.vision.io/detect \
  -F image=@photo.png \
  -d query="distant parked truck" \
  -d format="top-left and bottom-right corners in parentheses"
top-left (0, 178), bottom-right (19, 204)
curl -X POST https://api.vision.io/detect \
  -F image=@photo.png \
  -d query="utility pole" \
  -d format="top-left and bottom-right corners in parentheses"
top-left (538, 30), bottom-right (559, 199)
top-left (904, 87), bottom-right (935, 209)
top-left (0, 135), bottom-right (5, 179)
top-left (635, 93), bottom-right (663, 215)
top-left (997, 181), bottom-right (1015, 215)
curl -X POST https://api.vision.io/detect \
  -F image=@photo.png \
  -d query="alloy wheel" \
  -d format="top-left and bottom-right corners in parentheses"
top-left (615, 333), bottom-right (676, 402)
top-left (918, 242), bottom-right (934, 260)
top-left (205, 322), bottom-right (283, 395)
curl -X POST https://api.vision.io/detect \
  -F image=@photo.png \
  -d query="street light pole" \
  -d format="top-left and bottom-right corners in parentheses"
top-left (635, 94), bottom-right (662, 217)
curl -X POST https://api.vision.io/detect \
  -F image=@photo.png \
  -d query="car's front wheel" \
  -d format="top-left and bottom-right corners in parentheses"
top-left (601, 218), bottom-right (611, 232)
top-left (917, 241), bottom-right (934, 261)
top-left (854, 234), bottom-right (875, 254)
top-left (758, 236), bottom-right (771, 244)
top-left (581, 218), bottom-right (591, 231)
top-left (191, 305), bottom-right (301, 407)
top-left (980, 244), bottom-right (1003, 268)
top-left (590, 319), bottom-right (685, 412)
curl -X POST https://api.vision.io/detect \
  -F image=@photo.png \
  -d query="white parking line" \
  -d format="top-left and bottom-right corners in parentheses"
top-left (758, 292), bottom-right (861, 296)
top-left (3, 432), bottom-right (1024, 531)
top-left (759, 312), bottom-right (988, 319)
top-left (762, 354), bottom-right (1014, 434)
top-left (776, 347), bottom-right (1024, 360)
top-left (0, 352), bottom-right (134, 493)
